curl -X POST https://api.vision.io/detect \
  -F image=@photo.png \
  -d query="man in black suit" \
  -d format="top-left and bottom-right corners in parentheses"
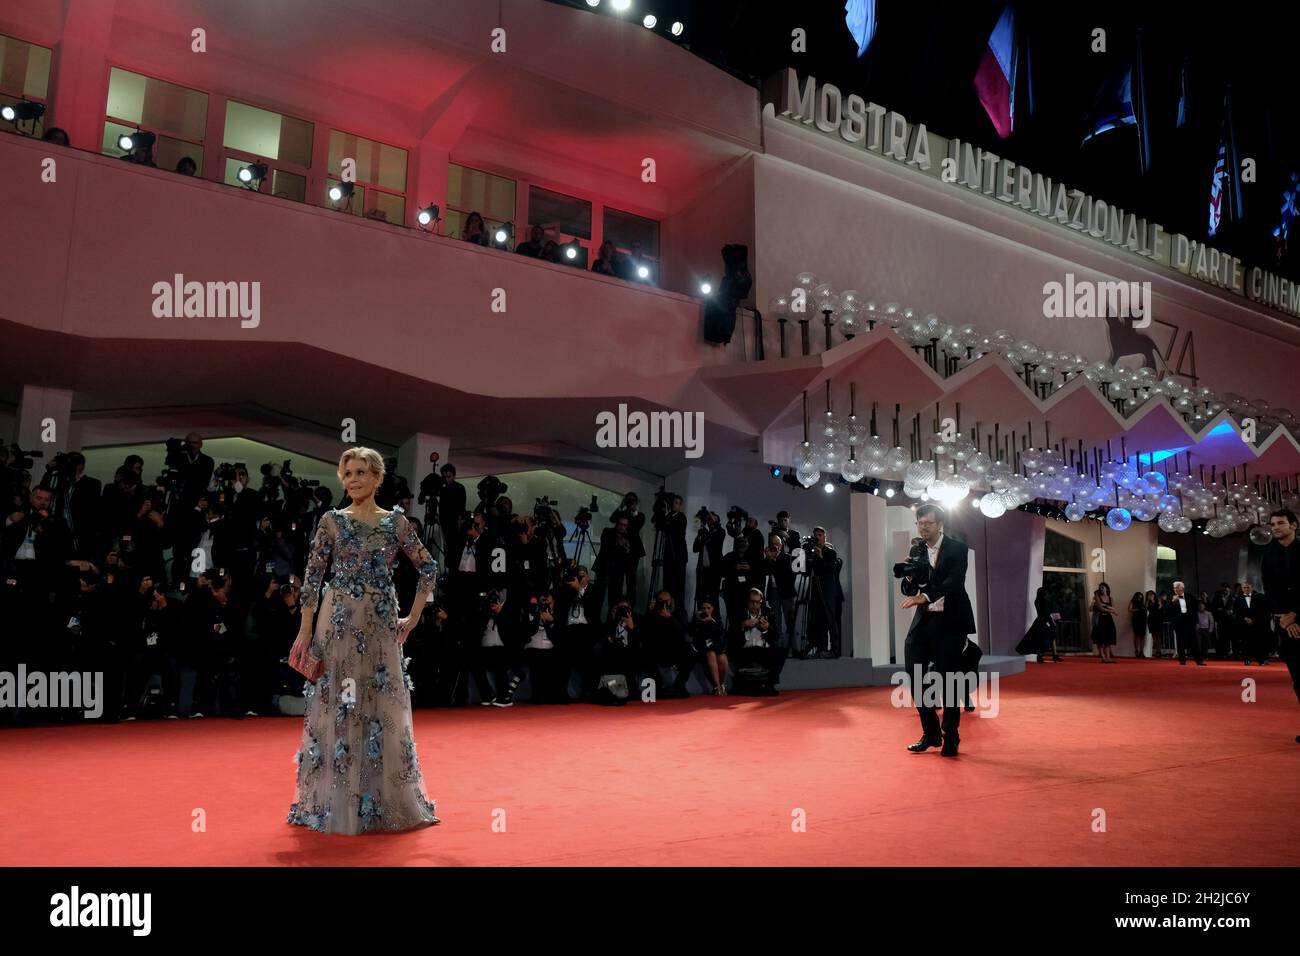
top-left (804, 527), bottom-right (844, 658)
top-left (609, 493), bottom-right (647, 610)
top-left (57, 452), bottom-right (102, 559)
top-left (1260, 509), bottom-right (1300, 742)
top-left (1167, 581), bottom-right (1203, 665)
top-left (1233, 582), bottom-right (1273, 666)
top-left (900, 504), bottom-right (976, 757)
top-left (651, 493), bottom-right (688, 621)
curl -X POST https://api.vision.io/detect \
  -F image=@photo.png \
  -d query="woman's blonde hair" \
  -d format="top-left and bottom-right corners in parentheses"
top-left (337, 447), bottom-right (385, 484)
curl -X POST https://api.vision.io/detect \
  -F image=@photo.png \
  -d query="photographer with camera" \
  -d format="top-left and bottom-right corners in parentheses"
top-left (896, 504), bottom-right (976, 757)
top-left (727, 587), bottom-right (783, 695)
top-left (469, 589), bottom-right (521, 707)
top-left (45, 451), bottom-right (102, 560)
top-left (640, 590), bottom-right (696, 698)
top-left (687, 599), bottom-right (729, 695)
top-left (593, 513), bottom-right (637, 621)
top-left (610, 493), bottom-right (647, 609)
top-left (418, 455), bottom-right (467, 556)
top-left (590, 598), bottom-right (637, 704)
top-left (170, 433), bottom-right (215, 510)
top-left (771, 511), bottom-right (800, 554)
top-left (720, 529), bottom-right (759, 632)
top-left (651, 492), bottom-right (688, 620)
top-left (802, 527), bottom-right (844, 659)
top-left (120, 574), bottom-right (183, 719)
top-left (725, 507), bottom-right (765, 562)
top-left (692, 507), bottom-right (724, 611)
top-left (760, 531), bottom-right (797, 648)
top-left (179, 568), bottom-right (249, 717)
top-left (520, 590), bottom-right (571, 703)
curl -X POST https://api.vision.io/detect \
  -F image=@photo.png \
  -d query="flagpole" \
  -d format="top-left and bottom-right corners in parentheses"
top-left (1133, 28), bottom-right (1151, 176)
top-left (1226, 84), bottom-right (1244, 222)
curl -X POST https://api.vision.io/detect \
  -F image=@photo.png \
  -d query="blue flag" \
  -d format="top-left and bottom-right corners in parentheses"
top-left (845, 0), bottom-right (877, 58)
top-left (1081, 64), bottom-right (1135, 145)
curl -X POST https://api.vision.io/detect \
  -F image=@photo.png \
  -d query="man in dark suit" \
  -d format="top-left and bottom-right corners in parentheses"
top-left (609, 493), bottom-right (647, 610)
top-left (1167, 581), bottom-right (1202, 665)
top-left (900, 504), bottom-right (975, 757)
top-left (57, 452), bottom-right (102, 559)
top-left (1233, 582), bottom-right (1273, 666)
top-left (1261, 509), bottom-right (1300, 742)
top-left (804, 526), bottom-right (844, 658)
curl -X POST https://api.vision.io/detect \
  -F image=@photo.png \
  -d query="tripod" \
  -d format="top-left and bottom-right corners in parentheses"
top-left (793, 569), bottom-right (842, 658)
top-left (645, 521), bottom-right (666, 613)
top-left (568, 523), bottom-right (597, 568)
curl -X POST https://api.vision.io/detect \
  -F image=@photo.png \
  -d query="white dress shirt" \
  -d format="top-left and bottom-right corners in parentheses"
top-left (926, 534), bottom-right (945, 612)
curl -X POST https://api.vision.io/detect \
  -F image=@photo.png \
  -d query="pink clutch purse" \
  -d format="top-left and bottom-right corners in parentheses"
top-left (289, 641), bottom-right (324, 682)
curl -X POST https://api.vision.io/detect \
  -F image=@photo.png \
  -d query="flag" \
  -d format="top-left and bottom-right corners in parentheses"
top-left (844, 0), bottom-right (877, 58)
top-left (1175, 57), bottom-right (1188, 128)
top-left (1081, 64), bottom-right (1135, 145)
top-left (1273, 172), bottom-right (1298, 260)
top-left (974, 3), bottom-right (1018, 138)
top-left (1209, 87), bottom-right (1243, 236)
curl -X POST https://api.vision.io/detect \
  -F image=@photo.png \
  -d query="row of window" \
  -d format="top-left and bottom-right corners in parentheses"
top-left (1, 32), bottom-right (660, 269)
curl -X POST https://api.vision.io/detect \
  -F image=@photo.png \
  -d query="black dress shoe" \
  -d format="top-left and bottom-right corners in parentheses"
top-left (941, 737), bottom-right (960, 757)
top-left (907, 735), bottom-right (943, 752)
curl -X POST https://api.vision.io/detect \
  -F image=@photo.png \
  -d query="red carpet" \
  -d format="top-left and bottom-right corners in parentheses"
top-left (2, 658), bottom-right (1297, 866)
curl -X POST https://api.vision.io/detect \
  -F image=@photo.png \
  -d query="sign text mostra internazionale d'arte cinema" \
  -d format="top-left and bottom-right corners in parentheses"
top-left (763, 69), bottom-right (1300, 320)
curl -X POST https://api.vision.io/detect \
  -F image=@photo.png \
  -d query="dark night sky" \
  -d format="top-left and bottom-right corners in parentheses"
top-left (558, 0), bottom-right (1300, 281)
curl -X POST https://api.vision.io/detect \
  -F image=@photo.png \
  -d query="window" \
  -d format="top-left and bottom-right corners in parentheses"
top-left (528, 185), bottom-right (591, 240)
top-left (603, 206), bottom-right (660, 282)
top-left (446, 162), bottom-right (516, 240)
top-left (0, 33), bottom-right (52, 138)
top-left (326, 129), bottom-right (408, 222)
top-left (221, 99), bottom-right (313, 199)
top-left (103, 67), bottom-right (207, 171)
top-left (1043, 529), bottom-right (1083, 570)
top-left (1042, 529), bottom-right (1087, 650)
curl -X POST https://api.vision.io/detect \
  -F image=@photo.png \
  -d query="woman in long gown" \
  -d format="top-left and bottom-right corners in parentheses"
top-left (1091, 582), bottom-right (1118, 663)
top-left (288, 447), bottom-right (440, 834)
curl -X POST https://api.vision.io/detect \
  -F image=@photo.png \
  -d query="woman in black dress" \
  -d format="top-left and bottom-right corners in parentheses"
top-left (1091, 582), bottom-right (1118, 663)
top-left (1129, 591), bottom-right (1147, 658)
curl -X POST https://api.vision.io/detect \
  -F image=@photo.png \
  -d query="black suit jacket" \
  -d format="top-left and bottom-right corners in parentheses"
top-left (905, 535), bottom-right (975, 637)
top-left (1164, 595), bottom-right (1196, 639)
top-left (1231, 593), bottom-right (1270, 632)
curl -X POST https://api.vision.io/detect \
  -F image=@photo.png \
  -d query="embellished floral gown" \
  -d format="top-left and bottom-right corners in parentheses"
top-left (288, 506), bottom-right (440, 834)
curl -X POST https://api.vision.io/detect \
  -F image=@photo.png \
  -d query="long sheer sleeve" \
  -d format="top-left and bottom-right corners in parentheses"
top-left (301, 512), bottom-right (336, 613)
top-left (395, 512), bottom-right (438, 603)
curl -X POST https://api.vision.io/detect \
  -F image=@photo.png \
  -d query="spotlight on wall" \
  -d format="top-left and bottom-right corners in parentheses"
top-left (885, 487), bottom-right (896, 498)
top-left (643, 14), bottom-right (657, 28)
top-left (117, 129), bottom-right (156, 152)
top-left (823, 482), bottom-right (835, 494)
top-left (636, 263), bottom-right (650, 279)
top-left (328, 181), bottom-right (354, 202)
top-left (1, 101), bottom-right (44, 124)
top-left (564, 241), bottom-right (580, 261)
top-left (492, 222), bottom-right (514, 248)
top-left (237, 162), bottom-right (268, 188)
top-left (611, 0), bottom-right (631, 11)
top-left (699, 277), bottom-right (713, 295)
top-left (417, 203), bottom-right (441, 227)
top-left (671, 20), bottom-right (684, 36)
top-left (585, 0), bottom-right (600, 6)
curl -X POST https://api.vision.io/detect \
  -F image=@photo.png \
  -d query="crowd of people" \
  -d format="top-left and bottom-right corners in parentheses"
top-left (1023, 578), bottom-right (1290, 667)
top-left (1, 438), bottom-right (844, 725)
top-left (458, 213), bottom-right (654, 283)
